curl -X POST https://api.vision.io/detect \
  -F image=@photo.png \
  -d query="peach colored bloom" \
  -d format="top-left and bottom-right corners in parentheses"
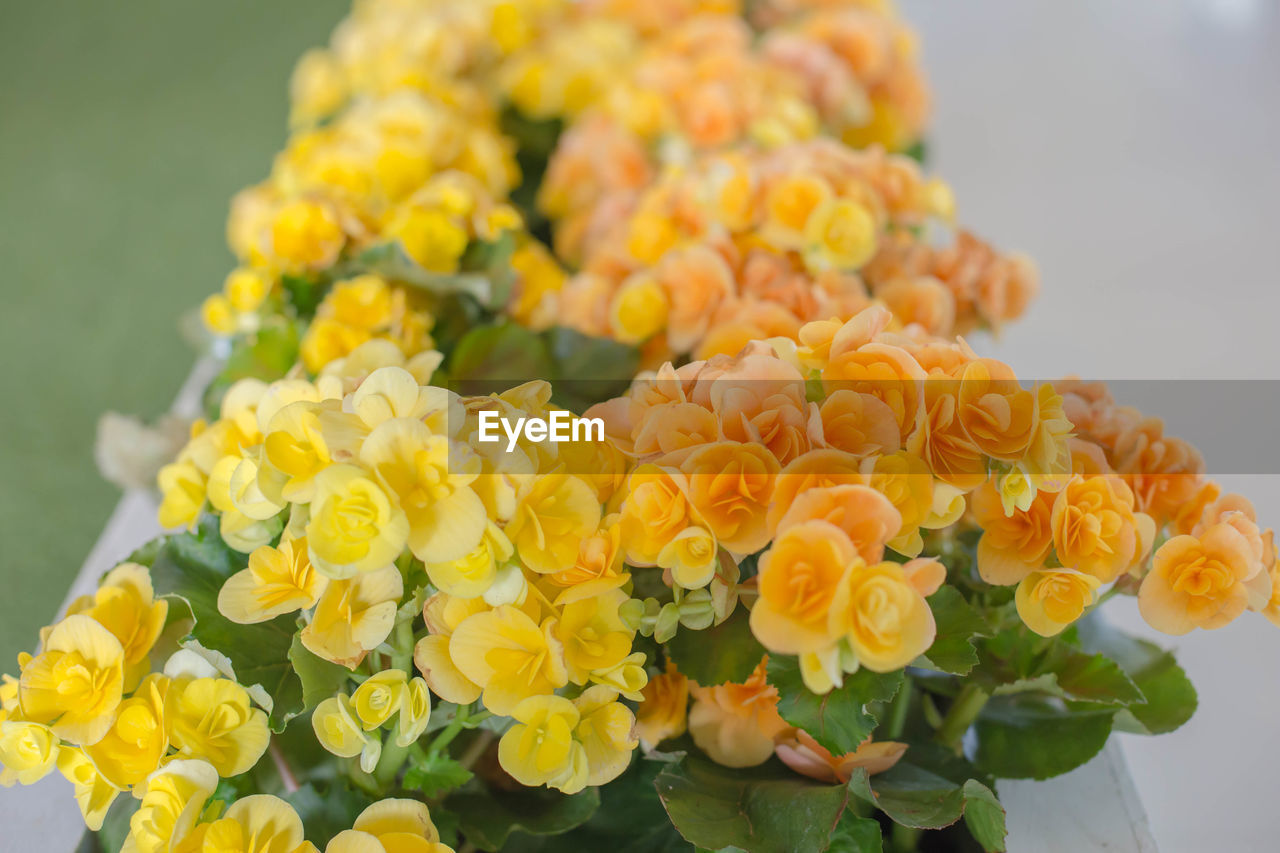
top-left (688, 659), bottom-right (789, 768)
top-left (971, 481), bottom-right (1054, 585)
top-left (1140, 523), bottom-right (1272, 635)
top-left (775, 729), bottom-right (907, 784)
top-left (680, 441), bottom-right (780, 555)
top-left (1051, 475), bottom-right (1154, 584)
top-left (766, 448), bottom-right (867, 536)
top-left (776, 484), bottom-right (901, 564)
top-left (635, 663), bottom-right (689, 749)
top-left (751, 520), bottom-right (858, 655)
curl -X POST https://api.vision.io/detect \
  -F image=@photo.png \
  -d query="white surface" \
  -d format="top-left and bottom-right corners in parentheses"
top-left (901, 0), bottom-right (1280, 850)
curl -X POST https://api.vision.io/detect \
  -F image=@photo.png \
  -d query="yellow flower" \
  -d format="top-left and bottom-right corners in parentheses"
top-left (268, 198), bottom-right (345, 274)
top-left (1051, 475), bottom-right (1153, 584)
top-left (19, 614), bottom-right (125, 745)
top-left (682, 442), bottom-right (780, 556)
top-left (312, 694), bottom-right (367, 759)
top-left (201, 294), bottom-right (236, 336)
top-left (573, 686), bottom-right (638, 787)
top-left (804, 198), bottom-right (878, 271)
top-left (301, 318), bottom-right (371, 375)
top-left (619, 465), bottom-right (692, 567)
top-left (167, 677), bottom-right (270, 777)
top-left (66, 562), bottom-right (168, 689)
top-left (1016, 569), bottom-right (1102, 638)
top-left (158, 460), bottom-right (207, 529)
top-left (636, 664), bottom-right (688, 749)
top-left (57, 746), bottom-right (120, 831)
top-left (395, 678), bottom-right (431, 748)
top-left (307, 464), bottom-right (410, 579)
top-left (224, 267), bottom-right (271, 314)
top-left (388, 206), bottom-right (468, 272)
top-left (352, 670), bottom-right (407, 731)
top-left (84, 675), bottom-right (168, 790)
top-left (325, 799), bottom-right (453, 853)
top-left (0, 720), bottom-right (58, 786)
top-left (262, 400), bottom-right (360, 504)
top-left (656, 526), bottom-right (719, 590)
top-left (588, 651), bottom-right (649, 701)
top-left (219, 536), bottom-right (328, 624)
top-left (424, 521), bottom-right (513, 599)
top-left (506, 475), bottom-right (601, 574)
top-left (764, 173), bottom-right (832, 250)
top-left (359, 418), bottom-right (488, 566)
top-left (448, 606), bottom-right (568, 715)
top-left (125, 759), bottom-right (219, 853)
top-left (413, 595), bottom-right (486, 705)
top-left (181, 794), bottom-right (305, 853)
top-left (609, 274), bottom-right (669, 344)
top-left (557, 589), bottom-right (634, 684)
top-left (327, 275), bottom-right (394, 332)
top-left (498, 694), bottom-right (588, 793)
top-left (301, 566), bottom-right (403, 669)
top-left (841, 562), bottom-right (936, 673)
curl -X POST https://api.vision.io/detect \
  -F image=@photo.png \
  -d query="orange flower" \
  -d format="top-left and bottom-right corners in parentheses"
top-left (751, 521), bottom-right (857, 655)
top-left (1051, 476), bottom-right (1154, 583)
top-left (636, 664), bottom-right (689, 749)
top-left (776, 484), bottom-right (901, 564)
top-left (907, 376), bottom-right (986, 491)
top-left (971, 481), bottom-right (1054, 585)
top-left (765, 448), bottom-right (866, 536)
top-left (819, 390), bottom-right (901, 459)
top-left (688, 659), bottom-right (789, 768)
top-left (707, 348), bottom-right (814, 465)
top-left (657, 246), bottom-right (735, 353)
top-left (1139, 523), bottom-right (1272, 635)
top-left (1016, 569), bottom-right (1102, 637)
top-left (681, 442), bottom-right (780, 555)
top-left (775, 729), bottom-right (907, 784)
top-left (956, 358), bottom-right (1035, 462)
top-left (841, 560), bottom-right (936, 672)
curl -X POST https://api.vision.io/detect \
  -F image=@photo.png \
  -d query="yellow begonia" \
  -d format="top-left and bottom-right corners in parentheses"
top-left (388, 206), bottom-right (469, 272)
top-left (84, 675), bottom-right (168, 790)
top-left (656, 526), bottom-right (718, 590)
top-left (325, 798), bottom-right (454, 853)
top-left (556, 589), bottom-right (634, 684)
top-left (0, 720), bottom-right (59, 786)
top-left (1016, 569), bottom-right (1102, 638)
top-left (301, 566), bottom-right (403, 669)
top-left (313, 694), bottom-right (368, 759)
top-left (19, 614), bottom-right (125, 745)
top-left (842, 561), bottom-right (936, 673)
top-left (425, 521), bottom-right (513, 599)
top-left (352, 670), bottom-right (407, 731)
top-left (167, 677), bottom-right (270, 778)
top-left (804, 198), bottom-right (878, 271)
top-left (124, 759), bottom-right (219, 853)
top-left (219, 535), bottom-right (328, 625)
top-left (498, 694), bottom-right (588, 793)
top-left (506, 474), bottom-right (602, 574)
top-left (396, 678), bottom-right (431, 748)
top-left (589, 651), bottom-right (649, 701)
top-left (572, 686), bottom-right (638, 787)
top-left (262, 399), bottom-right (360, 505)
top-left (267, 197), bottom-right (346, 274)
top-left (57, 746), bottom-right (120, 831)
top-left (158, 460), bottom-right (207, 530)
top-left (307, 464), bottom-right (409, 578)
top-left (448, 605), bottom-right (568, 715)
top-left (66, 562), bottom-right (168, 689)
top-left (413, 596), bottom-right (485, 706)
top-left (178, 794), bottom-right (305, 853)
top-left (359, 418), bottom-right (488, 565)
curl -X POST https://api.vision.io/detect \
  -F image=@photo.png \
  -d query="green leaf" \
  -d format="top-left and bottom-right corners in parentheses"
top-left (202, 319), bottom-right (300, 418)
top-left (289, 633), bottom-right (350, 713)
top-left (665, 605), bottom-right (766, 686)
top-left (847, 744), bottom-right (1006, 851)
top-left (449, 785), bottom-right (600, 851)
top-left (972, 695), bottom-right (1114, 780)
top-left (94, 794), bottom-right (140, 853)
top-left (356, 241), bottom-right (502, 307)
top-left (1074, 614), bottom-right (1197, 735)
top-left (149, 523), bottom-right (305, 731)
top-left (403, 751), bottom-right (474, 799)
top-left (826, 809), bottom-right (884, 853)
top-left (912, 586), bottom-right (992, 676)
top-left (286, 781), bottom-right (374, 843)
top-left (447, 322), bottom-right (555, 394)
top-left (544, 326), bottom-right (639, 410)
top-left (655, 753), bottom-right (848, 853)
top-left (557, 755), bottom-right (693, 853)
top-left (767, 656), bottom-right (903, 756)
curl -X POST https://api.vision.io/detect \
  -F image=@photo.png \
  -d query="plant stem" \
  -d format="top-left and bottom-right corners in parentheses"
top-left (891, 823), bottom-right (923, 853)
top-left (887, 676), bottom-right (913, 740)
top-left (935, 684), bottom-right (990, 753)
top-left (268, 737), bottom-right (300, 793)
top-left (373, 736), bottom-right (413, 790)
top-left (457, 730), bottom-right (497, 771)
top-left (348, 761), bottom-right (380, 797)
top-left (390, 618), bottom-right (415, 674)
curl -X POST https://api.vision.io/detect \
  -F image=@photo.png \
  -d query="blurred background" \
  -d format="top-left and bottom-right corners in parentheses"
top-left (0, 0), bottom-right (346, 665)
top-left (1, 1), bottom-right (1278, 849)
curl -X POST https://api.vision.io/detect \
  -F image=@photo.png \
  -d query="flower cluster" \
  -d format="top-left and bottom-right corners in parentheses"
top-left (0, 563), bottom-right (271, 832)
top-left (549, 140), bottom-right (1033, 363)
top-left (127, 762), bottom-right (454, 853)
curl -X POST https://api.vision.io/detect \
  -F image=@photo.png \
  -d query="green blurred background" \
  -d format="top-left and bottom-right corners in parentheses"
top-left (0, 0), bottom-right (347, 667)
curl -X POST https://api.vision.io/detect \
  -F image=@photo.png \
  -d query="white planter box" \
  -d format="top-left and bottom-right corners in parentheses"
top-left (0, 362), bottom-right (1157, 852)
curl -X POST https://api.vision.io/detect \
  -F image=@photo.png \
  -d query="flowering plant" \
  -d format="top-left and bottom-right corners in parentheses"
top-left (13, 2), bottom-right (1273, 853)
